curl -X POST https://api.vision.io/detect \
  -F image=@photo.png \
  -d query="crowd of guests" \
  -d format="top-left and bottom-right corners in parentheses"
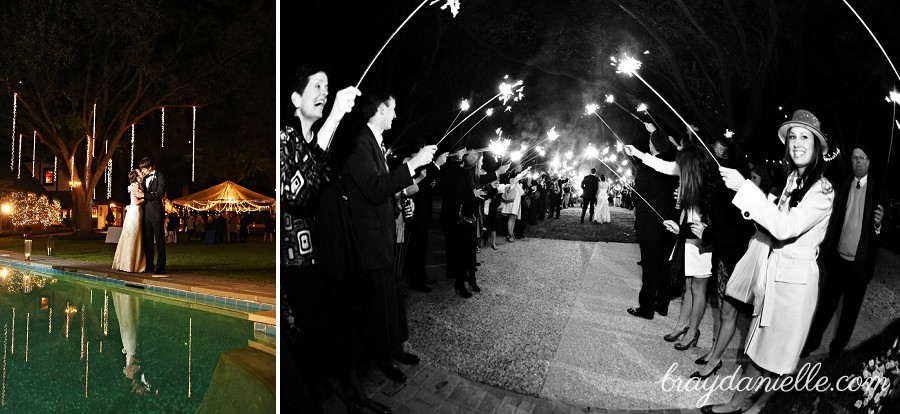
top-left (160, 210), bottom-right (275, 244)
top-left (280, 60), bottom-right (894, 414)
top-left (621, 112), bottom-right (890, 414)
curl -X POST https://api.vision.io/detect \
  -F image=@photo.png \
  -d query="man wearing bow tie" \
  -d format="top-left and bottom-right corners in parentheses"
top-left (139, 157), bottom-right (167, 276)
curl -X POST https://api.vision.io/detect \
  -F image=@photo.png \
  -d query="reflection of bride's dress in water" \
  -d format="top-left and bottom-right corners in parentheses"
top-left (112, 204), bottom-right (146, 273)
top-left (113, 292), bottom-right (150, 394)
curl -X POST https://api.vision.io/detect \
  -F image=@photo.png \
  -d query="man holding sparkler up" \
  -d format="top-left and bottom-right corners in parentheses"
top-left (626, 122), bottom-right (678, 319)
top-left (342, 90), bottom-right (436, 382)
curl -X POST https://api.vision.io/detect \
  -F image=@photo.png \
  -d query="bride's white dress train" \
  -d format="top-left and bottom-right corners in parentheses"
top-left (112, 204), bottom-right (146, 272)
top-left (593, 181), bottom-right (611, 223)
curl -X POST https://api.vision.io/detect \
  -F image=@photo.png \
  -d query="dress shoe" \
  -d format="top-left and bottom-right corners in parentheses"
top-left (674, 330), bottom-right (700, 351)
top-left (410, 284), bottom-right (432, 293)
top-left (700, 404), bottom-right (742, 414)
top-left (663, 326), bottom-right (689, 342)
top-left (690, 360), bottom-right (723, 380)
top-left (655, 304), bottom-right (669, 317)
top-left (395, 352), bottom-right (420, 365)
top-left (377, 362), bottom-right (406, 382)
top-left (468, 280), bottom-right (481, 292)
top-left (142, 268), bottom-right (155, 274)
top-left (454, 284), bottom-right (472, 298)
top-left (627, 307), bottom-right (653, 320)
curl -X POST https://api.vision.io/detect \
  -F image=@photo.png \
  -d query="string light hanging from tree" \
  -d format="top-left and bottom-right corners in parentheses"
top-left (53, 157), bottom-right (57, 185)
top-left (161, 107), bottom-right (165, 148)
top-left (130, 125), bottom-right (135, 168)
top-left (31, 132), bottom-right (36, 179)
top-left (106, 140), bottom-right (111, 199)
top-left (192, 107), bottom-right (196, 182)
top-left (17, 134), bottom-right (22, 179)
top-left (10, 94), bottom-right (16, 172)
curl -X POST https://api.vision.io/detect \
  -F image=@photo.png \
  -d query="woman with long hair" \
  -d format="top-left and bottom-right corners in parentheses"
top-left (112, 169), bottom-right (147, 273)
top-left (706, 110), bottom-right (834, 414)
top-left (624, 143), bottom-right (719, 352)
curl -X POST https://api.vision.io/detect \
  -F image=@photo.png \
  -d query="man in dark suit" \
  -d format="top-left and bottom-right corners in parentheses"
top-left (401, 143), bottom-right (448, 293)
top-left (802, 145), bottom-right (890, 358)
top-left (139, 157), bottom-right (167, 275)
top-left (627, 124), bottom-right (678, 319)
top-left (342, 91), bottom-right (436, 382)
top-left (580, 168), bottom-right (599, 223)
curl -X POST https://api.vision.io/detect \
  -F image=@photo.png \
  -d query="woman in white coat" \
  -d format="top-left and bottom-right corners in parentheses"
top-left (705, 110), bottom-right (834, 414)
top-left (500, 167), bottom-right (531, 242)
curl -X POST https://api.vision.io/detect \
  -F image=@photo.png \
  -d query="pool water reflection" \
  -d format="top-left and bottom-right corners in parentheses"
top-left (0, 266), bottom-right (263, 412)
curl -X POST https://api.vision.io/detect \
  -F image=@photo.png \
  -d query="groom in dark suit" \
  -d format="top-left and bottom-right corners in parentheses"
top-left (580, 168), bottom-right (599, 223)
top-left (139, 157), bottom-right (167, 275)
top-left (342, 90), bottom-right (436, 382)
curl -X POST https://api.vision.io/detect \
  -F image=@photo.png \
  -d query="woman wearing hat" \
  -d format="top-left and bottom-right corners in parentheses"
top-left (708, 110), bottom-right (835, 414)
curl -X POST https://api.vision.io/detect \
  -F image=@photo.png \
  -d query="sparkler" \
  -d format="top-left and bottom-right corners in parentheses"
top-left (442, 98), bottom-right (470, 139)
top-left (841, 0), bottom-right (900, 84)
top-left (615, 55), bottom-right (720, 166)
top-left (636, 103), bottom-right (660, 127)
top-left (605, 94), bottom-right (642, 122)
top-left (595, 154), bottom-right (664, 221)
top-left (438, 78), bottom-right (523, 145)
top-left (356, 0), bottom-right (460, 88)
top-left (449, 107), bottom-right (493, 150)
top-left (518, 126), bottom-right (561, 165)
top-left (585, 104), bottom-right (636, 169)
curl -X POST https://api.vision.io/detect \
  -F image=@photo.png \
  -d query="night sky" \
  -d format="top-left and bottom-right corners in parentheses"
top-left (284, 0), bottom-right (900, 196)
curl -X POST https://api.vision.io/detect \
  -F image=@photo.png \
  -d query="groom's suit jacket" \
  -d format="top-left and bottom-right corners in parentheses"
top-left (143, 171), bottom-right (166, 221)
top-left (342, 126), bottom-right (413, 271)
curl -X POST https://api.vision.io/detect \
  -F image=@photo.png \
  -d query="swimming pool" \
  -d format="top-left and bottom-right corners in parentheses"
top-left (0, 264), bottom-right (274, 412)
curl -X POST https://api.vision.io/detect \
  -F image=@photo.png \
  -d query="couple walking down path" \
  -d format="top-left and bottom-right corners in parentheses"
top-left (112, 158), bottom-right (167, 276)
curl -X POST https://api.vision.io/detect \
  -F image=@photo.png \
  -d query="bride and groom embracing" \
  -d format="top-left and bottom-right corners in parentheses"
top-left (112, 157), bottom-right (168, 277)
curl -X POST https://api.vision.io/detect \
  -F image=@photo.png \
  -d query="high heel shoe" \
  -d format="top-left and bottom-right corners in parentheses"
top-left (663, 326), bottom-right (689, 343)
top-left (468, 279), bottom-right (481, 293)
top-left (506, 236), bottom-right (514, 243)
top-left (455, 283), bottom-right (472, 298)
top-left (690, 360), bottom-right (723, 380)
top-left (674, 330), bottom-right (700, 350)
top-left (695, 355), bottom-right (710, 365)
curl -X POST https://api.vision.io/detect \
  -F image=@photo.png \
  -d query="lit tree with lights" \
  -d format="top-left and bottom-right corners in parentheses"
top-left (0, 0), bottom-right (271, 237)
top-left (2, 192), bottom-right (61, 228)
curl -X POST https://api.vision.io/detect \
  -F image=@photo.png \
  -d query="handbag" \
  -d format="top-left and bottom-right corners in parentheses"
top-left (725, 231), bottom-right (771, 303)
top-left (456, 205), bottom-right (476, 228)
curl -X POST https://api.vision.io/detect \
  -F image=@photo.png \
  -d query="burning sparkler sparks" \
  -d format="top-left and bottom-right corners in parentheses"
top-left (499, 78), bottom-right (525, 105)
top-left (460, 99), bottom-right (470, 110)
top-left (886, 91), bottom-right (900, 105)
top-left (724, 129), bottom-right (735, 139)
top-left (547, 126), bottom-right (559, 141)
top-left (614, 54), bottom-right (719, 166)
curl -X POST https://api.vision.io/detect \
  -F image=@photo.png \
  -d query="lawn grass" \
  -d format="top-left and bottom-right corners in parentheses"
top-left (0, 234), bottom-right (275, 283)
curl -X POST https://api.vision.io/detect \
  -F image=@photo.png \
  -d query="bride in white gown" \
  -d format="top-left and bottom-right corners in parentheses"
top-left (593, 174), bottom-right (611, 223)
top-left (112, 169), bottom-right (147, 272)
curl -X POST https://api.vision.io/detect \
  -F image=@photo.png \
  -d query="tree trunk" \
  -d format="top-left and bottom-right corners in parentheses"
top-left (71, 187), bottom-right (94, 238)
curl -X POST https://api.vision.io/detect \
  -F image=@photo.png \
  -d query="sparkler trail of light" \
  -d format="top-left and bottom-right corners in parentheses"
top-left (518, 126), bottom-right (561, 165)
top-left (438, 79), bottom-right (523, 145)
top-left (595, 156), bottom-right (664, 221)
top-left (442, 99), bottom-right (470, 139)
top-left (637, 103), bottom-right (660, 127)
top-left (449, 107), bottom-right (493, 150)
top-left (356, 0), bottom-right (460, 88)
top-left (607, 97), bottom-right (642, 122)
top-left (841, 0), bottom-right (900, 84)
top-left (588, 111), bottom-right (637, 172)
top-left (616, 55), bottom-right (720, 166)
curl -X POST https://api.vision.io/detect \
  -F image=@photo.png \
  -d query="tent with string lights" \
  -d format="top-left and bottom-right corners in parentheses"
top-left (172, 181), bottom-right (274, 212)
